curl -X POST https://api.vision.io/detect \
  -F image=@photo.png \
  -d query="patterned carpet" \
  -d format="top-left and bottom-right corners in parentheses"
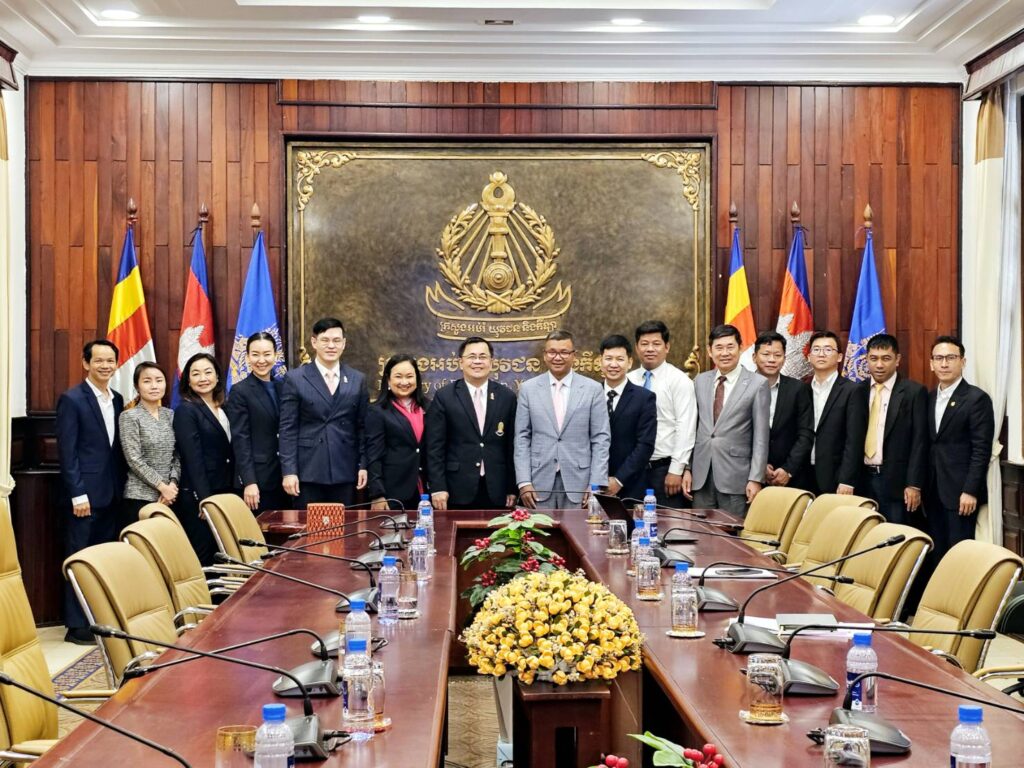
top-left (446, 675), bottom-right (500, 768)
top-left (51, 648), bottom-right (108, 737)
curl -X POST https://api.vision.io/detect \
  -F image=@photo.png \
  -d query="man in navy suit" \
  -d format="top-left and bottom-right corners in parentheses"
top-left (56, 339), bottom-right (127, 644)
top-left (279, 318), bottom-right (368, 507)
top-left (599, 335), bottom-right (656, 502)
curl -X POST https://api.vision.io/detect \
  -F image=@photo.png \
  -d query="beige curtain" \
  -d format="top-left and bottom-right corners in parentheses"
top-left (0, 95), bottom-right (13, 500)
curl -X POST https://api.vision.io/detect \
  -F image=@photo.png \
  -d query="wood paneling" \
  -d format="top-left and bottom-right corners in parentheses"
top-left (25, 78), bottom-right (961, 410)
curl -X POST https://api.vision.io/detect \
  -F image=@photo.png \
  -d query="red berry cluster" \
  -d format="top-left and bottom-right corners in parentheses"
top-left (480, 568), bottom-right (497, 587)
top-left (521, 556), bottom-right (540, 572)
top-left (522, 530), bottom-right (535, 542)
top-left (473, 536), bottom-right (492, 549)
top-left (602, 754), bottom-right (629, 768)
top-left (682, 744), bottom-right (724, 767)
top-left (511, 508), bottom-right (531, 522)
top-left (550, 554), bottom-right (566, 567)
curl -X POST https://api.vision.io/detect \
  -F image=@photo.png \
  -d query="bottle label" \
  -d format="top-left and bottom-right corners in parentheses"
top-left (846, 671), bottom-right (863, 710)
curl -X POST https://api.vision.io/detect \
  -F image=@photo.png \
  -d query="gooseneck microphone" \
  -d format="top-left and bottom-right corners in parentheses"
top-left (807, 671), bottom-right (1024, 755)
top-left (248, 539), bottom-right (380, 612)
top-left (694, 560), bottom-right (853, 612)
top-left (214, 553), bottom-right (362, 612)
top-left (284, 527), bottom-right (392, 574)
top-left (89, 625), bottom-right (333, 760)
top-left (661, 525), bottom-right (780, 548)
top-left (621, 499), bottom-right (710, 521)
top-left (713, 534), bottom-right (907, 654)
top-left (0, 671), bottom-right (192, 767)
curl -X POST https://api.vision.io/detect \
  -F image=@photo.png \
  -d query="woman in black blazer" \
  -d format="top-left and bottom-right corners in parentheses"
top-left (174, 352), bottom-right (235, 566)
top-left (225, 332), bottom-right (288, 513)
top-left (366, 354), bottom-right (429, 512)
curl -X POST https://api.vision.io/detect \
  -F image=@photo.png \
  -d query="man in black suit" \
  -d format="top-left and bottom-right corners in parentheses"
top-left (279, 318), bottom-right (368, 507)
top-left (425, 337), bottom-right (518, 510)
top-left (925, 335), bottom-right (995, 561)
top-left (856, 334), bottom-right (929, 524)
top-left (55, 339), bottom-right (127, 643)
top-left (806, 330), bottom-right (866, 495)
top-left (599, 335), bottom-right (657, 502)
top-left (753, 331), bottom-right (814, 492)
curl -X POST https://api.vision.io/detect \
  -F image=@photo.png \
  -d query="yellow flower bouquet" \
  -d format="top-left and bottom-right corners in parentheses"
top-left (460, 570), bottom-right (643, 685)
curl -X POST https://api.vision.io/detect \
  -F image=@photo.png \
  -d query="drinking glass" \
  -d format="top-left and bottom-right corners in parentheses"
top-left (606, 520), bottom-right (629, 555)
top-left (214, 725), bottom-right (256, 768)
top-left (398, 568), bottom-right (419, 619)
top-left (823, 724), bottom-right (870, 767)
top-left (372, 659), bottom-right (392, 731)
top-left (741, 654), bottom-right (786, 724)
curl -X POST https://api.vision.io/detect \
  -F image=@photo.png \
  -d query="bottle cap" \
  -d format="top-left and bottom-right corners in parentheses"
top-left (646, 489), bottom-right (654, 496)
top-left (383, 556), bottom-right (396, 567)
top-left (675, 562), bottom-right (689, 572)
top-left (350, 599), bottom-right (366, 612)
top-left (852, 632), bottom-right (873, 646)
top-left (413, 527), bottom-right (426, 537)
top-left (958, 705), bottom-right (983, 724)
top-left (348, 638), bottom-right (368, 653)
top-left (591, 483), bottom-right (599, 490)
top-left (639, 537), bottom-right (650, 546)
top-left (262, 703), bottom-right (287, 723)
top-left (420, 494), bottom-right (429, 500)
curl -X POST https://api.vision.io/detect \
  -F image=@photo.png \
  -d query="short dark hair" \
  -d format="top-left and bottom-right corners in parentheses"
top-left (599, 335), bottom-right (633, 356)
top-left (83, 339), bottom-right (119, 363)
top-left (635, 320), bottom-right (669, 344)
top-left (376, 353), bottom-right (427, 411)
top-left (545, 329), bottom-right (574, 344)
top-left (932, 335), bottom-right (965, 357)
top-left (808, 330), bottom-right (841, 350)
top-left (178, 352), bottom-right (225, 406)
top-left (311, 317), bottom-right (345, 337)
top-left (458, 336), bottom-right (494, 357)
top-left (754, 330), bottom-right (786, 353)
top-left (867, 333), bottom-right (899, 355)
top-left (246, 331), bottom-right (278, 353)
top-left (708, 324), bottom-right (742, 346)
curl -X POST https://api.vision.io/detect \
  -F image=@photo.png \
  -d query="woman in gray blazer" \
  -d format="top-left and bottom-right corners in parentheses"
top-left (118, 362), bottom-right (180, 529)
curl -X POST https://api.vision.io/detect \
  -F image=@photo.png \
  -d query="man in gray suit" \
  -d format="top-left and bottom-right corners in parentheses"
top-left (515, 330), bottom-right (611, 510)
top-left (683, 324), bottom-right (770, 517)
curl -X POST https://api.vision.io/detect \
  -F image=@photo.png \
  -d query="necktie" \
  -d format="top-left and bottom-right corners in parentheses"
top-left (865, 383), bottom-right (884, 459)
top-left (553, 381), bottom-right (566, 431)
top-left (607, 389), bottom-right (618, 417)
top-left (642, 369), bottom-right (653, 390)
top-left (473, 387), bottom-right (486, 433)
top-left (325, 370), bottom-right (337, 395)
top-left (712, 375), bottom-right (727, 423)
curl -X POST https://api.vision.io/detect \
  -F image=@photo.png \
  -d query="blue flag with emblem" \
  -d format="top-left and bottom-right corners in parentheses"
top-left (842, 228), bottom-right (886, 381)
top-left (228, 231), bottom-right (286, 389)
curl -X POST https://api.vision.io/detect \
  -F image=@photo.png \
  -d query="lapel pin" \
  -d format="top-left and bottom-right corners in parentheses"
top-left (949, 401), bottom-right (955, 408)
top-left (490, 391), bottom-right (495, 401)
top-left (343, 375), bottom-right (349, 384)
top-left (496, 421), bottom-right (505, 437)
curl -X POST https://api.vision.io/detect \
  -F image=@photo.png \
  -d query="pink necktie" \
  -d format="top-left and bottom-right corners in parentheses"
top-left (473, 387), bottom-right (486, 433)
top-left (325, 371), bottom-right (337, 395)
top-left (553, 381), bottom-right (565, 431)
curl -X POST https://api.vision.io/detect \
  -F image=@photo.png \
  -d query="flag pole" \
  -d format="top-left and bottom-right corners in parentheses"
top-left (863, 203), bottom-right (873, 239)
top-left (127, 196), bottom-right (137, 232)
top-left (790, 200), bottom-right (800, 230)
top-left (251, 202), bottom-right (261, 246)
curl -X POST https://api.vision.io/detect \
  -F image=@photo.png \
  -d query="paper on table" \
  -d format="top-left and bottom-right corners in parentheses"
top-left (689, 567), bottom-right (778, 580)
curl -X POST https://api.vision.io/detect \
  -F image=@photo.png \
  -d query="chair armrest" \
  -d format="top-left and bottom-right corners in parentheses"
top-left (59, 689), bottom-right (117, 699)
top-left (929, 648), bottom-right (965, 669)
top-left (6, 739), bottom-right (58, 757)
top-left (814, 585), bottom-right (836, 596)
top-left (973, 665), bottom-right (1024, 681)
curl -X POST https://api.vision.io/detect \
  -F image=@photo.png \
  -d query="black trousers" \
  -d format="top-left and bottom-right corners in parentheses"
top-left (119, 497), bottom-right (153, 531)
top-left (64, 502), bottom-right (119, 629)
top-left (449, 476), bottom-right (508, 511)
top-left (646, 460), bottom-right (688, 509)
top-left (175, 492), bottom-right (220, 568)
top-left (925, 489), bottom-right (977, 564)
top-left (255, 483), bottom-right (291, 513)
top-left (860, 470), bottom-right (913, 525)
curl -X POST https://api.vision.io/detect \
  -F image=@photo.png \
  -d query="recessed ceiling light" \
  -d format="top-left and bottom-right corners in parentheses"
top-left (611, 18), bottom-right (644, 26)
top-left (483, 19), bottom-right (515, 26)
top-left (358, 15), bottom-right (391, 24)
top-left (99, 8), bottom-right (138, 20)
top-left (858, 14), bottom-right (895, 26)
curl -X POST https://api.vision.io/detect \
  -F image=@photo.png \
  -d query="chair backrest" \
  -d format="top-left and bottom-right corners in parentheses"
top-left (201, 494), bottom-right (267, 563)
top-left (740, 487), bottom-right (812, 555)
top-left (0, 499), bottom-right (58, 747)
top-left (912, 540), bottom-right (1023, 673)
top-left (63, 542), bottom-right (178, 686)
top-left (785, 493), bottom-right (877, 567)
top-left (798, 506), bottom-right (883, 586)
top-left (121, 517), bottom-right (212, 614)
top-left (832, 523), bottom-right (932, 621)
top-left (138, 501), bottom-right (182, 527)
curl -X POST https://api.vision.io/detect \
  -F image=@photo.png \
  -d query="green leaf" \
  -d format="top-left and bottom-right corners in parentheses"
top-left (629, 732), bottom-right (688, 758)
top-left (652, 752), bottom-right (690, 767)
top-left (506, 521), bottom-right (522, 531)
top-left (488, 514), bottom-right (512, 526)
top-left (486, 543), bottom-right (507, 554)
top-left (528, 540), bottom-right (546, 553)
top-left (529, 513), bottom-right (556, 526)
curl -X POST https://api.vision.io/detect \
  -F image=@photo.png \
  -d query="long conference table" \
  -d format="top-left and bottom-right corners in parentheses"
top-left (32, 508), bottom-right (1024, 766)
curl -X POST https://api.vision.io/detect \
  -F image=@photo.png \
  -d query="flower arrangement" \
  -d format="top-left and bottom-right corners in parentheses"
top-left (460, 569), bottom-right (643, 685)
top-left (460, 508), bottom-right (566, 610)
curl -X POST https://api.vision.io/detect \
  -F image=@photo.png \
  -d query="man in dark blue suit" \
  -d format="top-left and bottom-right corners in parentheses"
top-left (55, 339), bottom-right (127, 644)
top-left (599, 335), bottom-right (657, 502)
top-left (279, 318), bottom-right (368, 507)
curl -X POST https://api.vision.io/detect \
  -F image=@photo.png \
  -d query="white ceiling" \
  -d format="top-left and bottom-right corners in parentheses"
top-left (0, 0), bottom-right (1020, 81)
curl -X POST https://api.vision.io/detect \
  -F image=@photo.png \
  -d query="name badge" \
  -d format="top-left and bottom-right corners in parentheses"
top-left (496, 421), bottom-right (505, 437)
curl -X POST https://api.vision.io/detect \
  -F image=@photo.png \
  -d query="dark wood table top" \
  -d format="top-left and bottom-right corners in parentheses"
top-left (34, 508), bottom-right (1024, 767)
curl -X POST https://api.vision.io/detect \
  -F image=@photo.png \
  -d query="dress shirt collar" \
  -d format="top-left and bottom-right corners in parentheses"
top-left (604, 380), bottom-right (627, 397)
top-left (315, 359), bottom-right (341, 379)
top-left (872, 372), bottom-right (897, 392)
top-left (715, 365), bottom-right (742, 385)
top-left (811, 370), bottom-right (839, 392)
top-left (85, 377), bottom-right (113, 402)
top-left (549, 370), bottom-right (574, 389)
top-left (466, 379), bottom-right (488, 398)
top-left (938, 376), bottom-right (963, 397)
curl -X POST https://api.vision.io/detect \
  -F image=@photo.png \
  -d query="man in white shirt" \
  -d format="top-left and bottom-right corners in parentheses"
top-left (627, 320), bottom-right (697, 507)
top-left (55, 339), bottom-right (127, 643)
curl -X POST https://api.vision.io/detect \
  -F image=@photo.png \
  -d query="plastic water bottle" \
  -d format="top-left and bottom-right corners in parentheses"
top-left (950, 705), bottom-right (991, 767)
top-left (671, 562), bottom-right (698, 634)
top-left (417, 495), bottom-right (436, 553)
top-left (634, 537), bottom-right (662, 600)
top-left (845, 632), bottom-right (878, 713)
top-left (643, 488), bottom-right (658, 511)
top-left (253, 703), bottom-right (295, 768)
top-left (344, 599), bottom-right (372, 656)
top-left (377, 556), bottom-right (400, 625)
top-left (587, 484), bottom-right (603, 524)
top-left (643, 500), bottom-right (659, 542)
top-left (627, 521), bottom-right (647, 576)
top-left (410, 527), bottom-right (431, 582)
top-left (341, 639), bottom-right (374, 742)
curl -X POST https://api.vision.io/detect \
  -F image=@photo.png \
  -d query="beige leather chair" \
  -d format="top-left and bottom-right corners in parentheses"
top-left (63, 542), bottom-right (180, 687)
top-left (784, 493), bottom-right (877, 568)
top-left (201, 493), bottom-right (268, 564)
top-left (739, 487), bottom-right (812, 556)
top-left (908, 540), bottom-right (1022, 673)
top-left (832, 522), bottom-right (932, 621)
top-left (138, 501), bottom-right (181, 526)
top-left (796, 505), bottom-right (883, 587)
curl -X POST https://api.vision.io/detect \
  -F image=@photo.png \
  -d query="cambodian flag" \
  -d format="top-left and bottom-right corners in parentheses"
top-left (107, 224), bottom-right (156, 399)
top-left (172, 227), bottom-right (215, 406)
top-left (843, 229), bottom-right (886, 382)
top-left (775, 225), bottom-right (814, 378)
top-left (724, 226), bottom-right (757, 370)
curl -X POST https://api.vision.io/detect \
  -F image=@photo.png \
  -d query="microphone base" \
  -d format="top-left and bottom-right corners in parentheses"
top-left (379, 513), bottom-right (412, 530)
top-left (827, 707), bottom-right (912, 755)
top-left (661, 533), bottom-right (699, 545)
top-left (723, 622), bottom-right (787, 654)
top-left (272, 660), bottom-right (341, 697)
top-left (695, 586), bottom-right (739, 612)
top-left (287, 714), bottom-right (330, 760)
top-left (336, 587), bottom-right (380, 614)
top-left (780, 658), bottom-right (839, 695)
top-left (355, 550), bottom-right (385, 571)
top-left (653, 546), bottom-right (694, 568)
top-left (368, 532), bottom-right (407, 551)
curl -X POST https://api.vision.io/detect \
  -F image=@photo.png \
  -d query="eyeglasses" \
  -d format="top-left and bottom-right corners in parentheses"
top-left (931, 354), bottom-right (962, 363)
top-left (810, 346), bottom-right (838, 355)
top-left (545, 350), bottom-right (575, 359)
top-left (462, 355), bottom-right (492, 362)
top-left (318, 338), bottom-right (345, 347)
